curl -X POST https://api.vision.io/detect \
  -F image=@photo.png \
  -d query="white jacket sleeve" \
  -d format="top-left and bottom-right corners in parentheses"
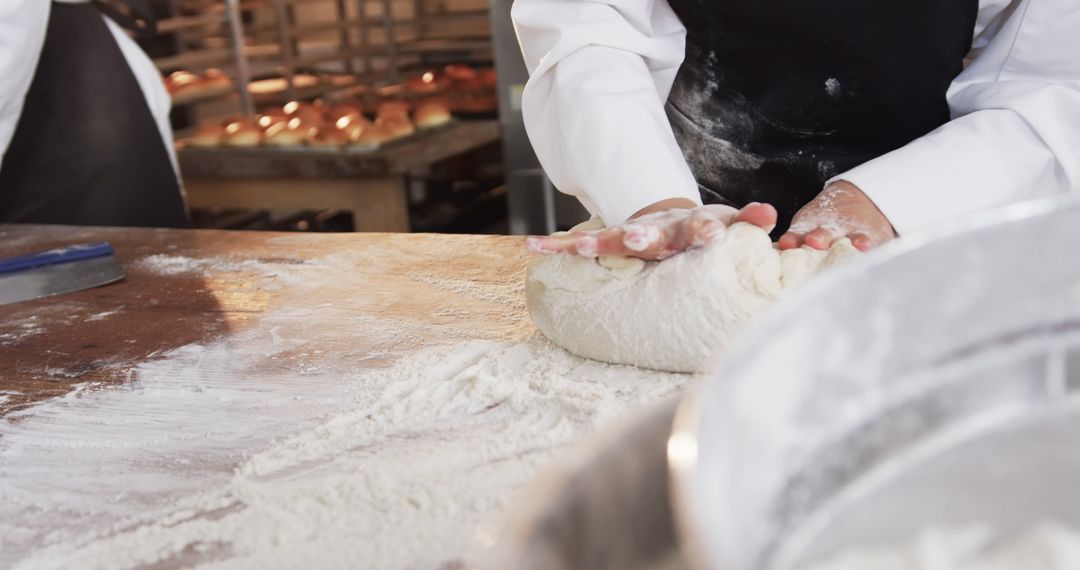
top-left (512, 0), bottom-right (701, 225)
top-left (0, 1), bottom-right (50, 168)
top-left (836, 0), bottom-right (1080, 235)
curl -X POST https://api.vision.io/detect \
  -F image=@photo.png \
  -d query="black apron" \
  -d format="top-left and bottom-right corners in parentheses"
top-left (664, 0), bottom-right (978, 234)
top-left (0, 1), bottom-right (188, 228)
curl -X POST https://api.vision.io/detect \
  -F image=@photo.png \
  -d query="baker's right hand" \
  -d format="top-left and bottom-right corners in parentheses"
top-left (525, 199), bottom-right (778, 261)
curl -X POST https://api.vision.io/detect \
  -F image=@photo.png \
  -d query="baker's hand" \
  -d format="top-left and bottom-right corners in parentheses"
top-left (778, 181), bottom-right (896, 252)
top-left (526, 198), bottom-right (778, 261)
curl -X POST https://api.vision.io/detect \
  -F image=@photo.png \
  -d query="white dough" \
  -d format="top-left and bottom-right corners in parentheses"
top-left (525, 221), bottom-right (859, 373)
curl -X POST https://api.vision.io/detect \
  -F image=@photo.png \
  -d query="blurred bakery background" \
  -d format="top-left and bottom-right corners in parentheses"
top-left (145, 0), bottom-right (586, 235)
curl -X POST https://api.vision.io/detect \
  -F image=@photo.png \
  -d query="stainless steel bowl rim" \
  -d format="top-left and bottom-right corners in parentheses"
top-left (669, 194), bottom-right (1080, 570)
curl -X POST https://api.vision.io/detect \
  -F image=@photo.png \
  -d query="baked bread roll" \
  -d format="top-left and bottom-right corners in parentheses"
top-left (290, 116), bottom-right (322, 142)
top-left (477, 68), bottom-right (498, 88)
top-left (376, 114), bottom-right (416, 140)
top-left (326, 103), bottom-right (364, 123)
top-left (309, 124), bottom-right (353, 147)
top-left (257, 109), bottom-right (289, 130)
top-left (164, 70), bottom-right (200, 94)
top-left (202, 68), bottom-right (232, 89)
top-left (405, 71), bottom-right (440, 93)
top-left (353, 122), bottom-right (393, 147)
top-left (334, 115), bottom-right (375, 141)
top-left (189, 122), bottom-right (225, 147)
top-left (223, 118), bottom-right (263, 147)
top-left (413, 100), bottom-right (451, 129)
top-left (443, 64), bottom-right (477, 83)
top-left (376, 100), bottom-right (411, 120)
top-left (263, 120), bottom-right (306, 147)
top-left (283, 100), bottom-right (326, 124)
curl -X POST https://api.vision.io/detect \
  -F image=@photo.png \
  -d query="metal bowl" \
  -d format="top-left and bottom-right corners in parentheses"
top-left (481, 398), bottom-right (687, 570)
top-left (671, 195), bottom-right (1080, 569)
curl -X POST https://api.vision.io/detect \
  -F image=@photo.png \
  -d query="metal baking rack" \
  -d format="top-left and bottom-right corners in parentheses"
top-left (152, 0), bottom-right (493, 120)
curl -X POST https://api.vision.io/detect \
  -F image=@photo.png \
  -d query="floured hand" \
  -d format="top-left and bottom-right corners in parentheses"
top-left (526, 199), bottom-right (778, 261)
top-left (779, 181), bottom-right (896, 252)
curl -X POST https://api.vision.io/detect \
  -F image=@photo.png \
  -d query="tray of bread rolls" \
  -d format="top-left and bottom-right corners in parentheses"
top-left (394, 64), bottom-right (499, 114)
top-left (164, 68), bottom-right (365, 107)
top-left (176, 107), bottom-right (499, 179)
top-left (178, 97), bottom-right (453, 151)
top-left (175, 64), bottom-right (501, 178)
top-left (164, 68), bottom-right (235, 106)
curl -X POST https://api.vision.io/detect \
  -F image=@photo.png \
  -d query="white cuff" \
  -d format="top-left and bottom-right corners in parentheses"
top-left (830, 109), bottom-right (1064, 235)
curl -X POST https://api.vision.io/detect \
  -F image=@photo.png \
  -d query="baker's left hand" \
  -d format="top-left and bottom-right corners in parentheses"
top-left (778, 181), bottom-right (896, 252)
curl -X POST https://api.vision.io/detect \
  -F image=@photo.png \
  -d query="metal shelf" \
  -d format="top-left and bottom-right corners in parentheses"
top-left (153, 0), bottom-right (495, 116)
top-left (154, 44), bottom-right (280, 71)
top-left (396, 37), bottom-right (492, 55)
top-left (171, 83), bottom-right (236, 106)
top-left (251, 75), bottom-right (366, 103)
top-left (155, 48), bottom-right (232, 70)
top-left (157, 12), bottom-right (228, 34)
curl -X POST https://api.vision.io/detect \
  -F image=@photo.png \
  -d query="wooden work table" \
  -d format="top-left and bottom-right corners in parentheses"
top-left (0, 223), bottom-right (530, 416)
top-left (0, 224), bottom-right (687, 569)
top-left (0, 223), bottom-right (537, 568)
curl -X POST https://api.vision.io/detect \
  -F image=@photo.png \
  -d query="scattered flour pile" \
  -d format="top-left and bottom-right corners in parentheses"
top-left (804, 522), bottom-right (1080, 570)
top-left (3, 338), bottom-right (689, 569)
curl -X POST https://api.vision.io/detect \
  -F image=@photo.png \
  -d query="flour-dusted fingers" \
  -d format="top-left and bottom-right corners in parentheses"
top-left (779, 217), bottom-right (817, 250)
top-left (783, 181), bottom-right (897, 252)
top-left (529, 201), bottom-right (781, 260)
top-left (849, 231), bottom-right (874, 252)
top-left (729, 202), bottom-right (778, 231)
top-left (620, 203), bottom-right (763, 259)
top-left (527, 226), bottom-right (650, 258)
top-left (622, 208), bottom-right (719, 260)
top-left (690, 202), bottom-right (776, 231)
top-left (591, 225), bottom-right (633, 256)
top-left (802, 227), bottom-right (836, 250)
top-left (571, 233), bottom-right (600, 257)
top-left (777, 231), bottom-right (804, 250)
top-left (680, 208), bottom-right (728, 248)
top-left (619, 208), bottom-right (694, 259)
top-left (526, 232), bottom-right (591, 255)
top-left (621, 222), bottom-right (663, 252)
top-left (622, 222), bottom-right (678, 260)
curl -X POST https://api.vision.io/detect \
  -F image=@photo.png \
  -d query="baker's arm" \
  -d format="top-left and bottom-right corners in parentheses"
top-left (0, 1), bottom-right (50, 168)
top-left (512, 0), bottom-right (702, 225)
top-left (828, 0), bottom-right (1080, 235)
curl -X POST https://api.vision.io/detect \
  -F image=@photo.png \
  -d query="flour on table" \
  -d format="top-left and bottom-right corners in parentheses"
top-left (3, 337), bottom-right (689, 570)
top-left (803, 522), bottom-right (1080, 570)
top-left (526, 222), bottom-right (859, 373)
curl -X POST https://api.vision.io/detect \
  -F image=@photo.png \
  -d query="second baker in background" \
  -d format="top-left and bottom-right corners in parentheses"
top-left (0, 0), bottom-right (187, 228)
top-left (514, 0), bottom-right (1079, 260)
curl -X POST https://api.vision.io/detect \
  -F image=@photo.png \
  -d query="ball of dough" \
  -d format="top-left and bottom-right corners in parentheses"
top-left (525, 221), bottom-right (858, 373)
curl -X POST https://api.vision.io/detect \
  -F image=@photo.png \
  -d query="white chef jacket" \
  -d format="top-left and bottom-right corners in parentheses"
top-left (513, 0), bottom-right (1080, 233)
top-left (0, 0), bottom-right (178, 176)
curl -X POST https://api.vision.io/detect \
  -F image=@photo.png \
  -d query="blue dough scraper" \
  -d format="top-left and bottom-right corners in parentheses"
top-left (0, 242), bottom-right (125, 305)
